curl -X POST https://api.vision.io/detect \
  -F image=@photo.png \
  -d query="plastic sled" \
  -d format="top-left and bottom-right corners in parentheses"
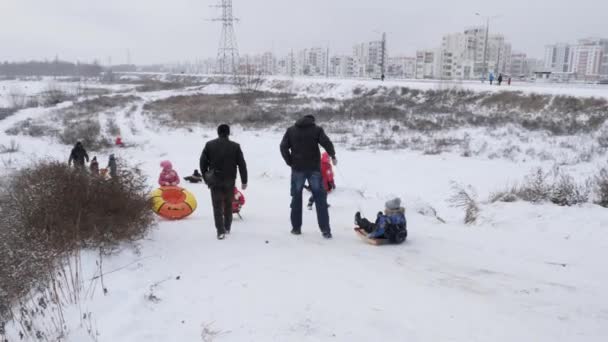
top-left (354, 227), bottom-right (390, 246)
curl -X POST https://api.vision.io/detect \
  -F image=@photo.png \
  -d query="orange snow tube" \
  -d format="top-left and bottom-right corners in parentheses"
top-left (150, 186), bottom-right (197, 220)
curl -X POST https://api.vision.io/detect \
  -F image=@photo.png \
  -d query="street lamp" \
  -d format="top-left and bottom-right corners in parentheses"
top-left (475, 13), bottom-right (501, 82)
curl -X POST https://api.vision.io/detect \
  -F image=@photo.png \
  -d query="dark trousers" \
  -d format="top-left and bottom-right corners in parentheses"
top-left (291, 171), bottom-right (330, 233)
top-left (210, 183), bottom-right (233, 234)
top-left (357, 217), bottom-right (376, 233)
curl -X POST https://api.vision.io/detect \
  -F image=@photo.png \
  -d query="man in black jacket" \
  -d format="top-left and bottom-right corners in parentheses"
top-left (280, 115), bottom-right (336, 239)
top-left (68, 141), bottom-right (89, 168)
top-left (200, 124), bottom-right (248, 240)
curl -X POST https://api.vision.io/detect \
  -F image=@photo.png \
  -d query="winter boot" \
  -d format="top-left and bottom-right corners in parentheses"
top-left (217, 233), bottom-right (226, 240)
top-left (291, 228), bottom-right (301, 235)
top-left (322, 231), bottom-right (333, 239)
top-left (355, 212), bottom-right (362, 226)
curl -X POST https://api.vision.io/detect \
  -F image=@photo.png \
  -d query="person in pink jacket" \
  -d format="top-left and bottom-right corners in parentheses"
top-left (158, 160), bottom-right (180, 187)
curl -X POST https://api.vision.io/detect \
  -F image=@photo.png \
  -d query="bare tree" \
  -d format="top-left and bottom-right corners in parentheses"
top-left (234, 56), bottom-right (265, 105)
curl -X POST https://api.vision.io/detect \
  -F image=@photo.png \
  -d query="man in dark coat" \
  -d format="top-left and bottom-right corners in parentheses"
top-left (68, 141), bottom-right (89, 168)
top-left (280, 115), bottom-right (336, 239)
top-left (200, 124), bottom-right (248, 240)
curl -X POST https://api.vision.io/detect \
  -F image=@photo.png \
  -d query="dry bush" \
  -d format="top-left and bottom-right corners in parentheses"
top-left (550, 174), bottom-right (590, 206)
top-left (0, 107), bottom-right (19, 120)
top-left (106, 117), bottom-right (121, 136)
top-left (0, 140), bottom-right (20, 154)
top-left (4, 160), bottom-right (154, 251)
top-left (7, 87), bottom-right (28, 109)
top-left (0, 161), bottom-right (154, 339)
top-left (143, 93), bottom-right (288, 127)
top-left (491, 169), bottom-right (592, 207)
top-left (448, 182), bottom-right (480, 224)
top-left (135, 81), bottom-right (191, 92)
top-left (59, 119), bottom-right (112, 150)
top-left (235, 60), bottom-right (265, 105)
top-left (39, 83), bottom-right (75, 106)
top-left (516, 168), bottom-right (552, 203)
top-left (595, 168), bottom-right (608, 207)
top-left (4, 119), bottom-right (57, 137)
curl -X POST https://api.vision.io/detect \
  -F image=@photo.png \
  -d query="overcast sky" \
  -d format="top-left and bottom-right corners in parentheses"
top-left (1, 0), bottom-right (607, 64)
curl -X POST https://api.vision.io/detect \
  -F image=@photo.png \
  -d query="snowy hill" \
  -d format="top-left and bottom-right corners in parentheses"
top-left (1, 77), bottom-right (608, 341)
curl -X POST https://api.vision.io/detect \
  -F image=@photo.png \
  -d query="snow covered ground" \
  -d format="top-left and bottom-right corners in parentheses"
top-left (1, 79), bottom-right (608, 341)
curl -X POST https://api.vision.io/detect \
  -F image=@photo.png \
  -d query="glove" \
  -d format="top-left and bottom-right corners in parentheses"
top-left (242, 183), bottom-right (248, 190)
top-left (331, 157), bottom-right (337, 166)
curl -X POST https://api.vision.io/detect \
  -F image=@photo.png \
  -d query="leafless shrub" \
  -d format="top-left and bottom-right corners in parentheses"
top-left (0, 161), bottom-right (155, 331)
top-left (517, 168), bottom-right (552, 203)
top-left (7, 87), bottom-right (28, 109)
top-left (595, 168), bottom-right (608, 208)
top-left (105, 118), bottom-right (121, 137)
top-left (144, 93), bottom-right (289, 127)
top-left (4, 119), bottom-right (56, 137)
top-left (235, 59), bottom-right (265, 105)
top-left (448, 182), bottom-right (480, 224)
top-left (40, 83), bottom-right (75, 106)
top-left (0, 107), bottom-right (19, 121)
top-left (550, 174), bottom-right (591, 206)
top-left (4, 160), bottom-right (154, 252)
top-left (490, 169), bottom-right (592, 207)
top-left (135, 80), bottom-right (193, 92)
top-left (59, 119), bottom-right (112, 150)
top-left (63, 95), bottom-right (140, 120)
top-left (597, 129), bottom-right (608, 148)
top-left (0, 140), bottom-right (20, 154)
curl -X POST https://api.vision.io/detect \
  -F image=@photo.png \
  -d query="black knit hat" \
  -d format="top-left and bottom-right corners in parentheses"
top-left (218, 124), bottom-right (230, 137)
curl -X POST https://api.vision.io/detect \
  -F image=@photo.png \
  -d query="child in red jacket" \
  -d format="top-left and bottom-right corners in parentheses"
top-left (232, 187), bottom-right (245, 214)
top-left (158, 160), bottom-right (180, 187)
top-left (307, 152), bottom-right (335, 210)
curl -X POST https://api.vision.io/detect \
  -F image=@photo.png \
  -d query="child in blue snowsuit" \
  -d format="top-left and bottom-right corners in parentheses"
top-left (355, 197), bottom-right (407, 244)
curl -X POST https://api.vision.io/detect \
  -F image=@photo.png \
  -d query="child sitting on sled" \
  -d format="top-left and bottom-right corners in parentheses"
top-left (158, 160), bottom-right (180, 187)
top-left (184, 169), bottom-right (203, 183)
top-left (355, 197), bottom-right (407, 244)
top-left (305, 152), bottom-right (335, 210)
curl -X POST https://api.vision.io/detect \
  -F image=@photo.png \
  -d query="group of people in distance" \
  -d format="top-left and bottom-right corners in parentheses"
top-left (195, 115), bottom-right (407, 243)
top-left (68, 141), bottom-right (117, 178)
top-left (489, 72), bottom-right (511, 86)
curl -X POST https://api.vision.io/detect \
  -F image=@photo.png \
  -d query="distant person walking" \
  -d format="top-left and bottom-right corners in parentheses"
top-left (280, 114), bottom-right (336, 239)
top-left (508, 77), bottom-right (512, 86)
top-left (498, 73), bottom-right (503, 86)
top-left (107, 154), bottom-right (117, 178)
top-left (68, 141), bottom-right (89, 168)
top-left (489, 73), bottom-right (495, 85)
top-left (200, 124), bottom-right (248, 240)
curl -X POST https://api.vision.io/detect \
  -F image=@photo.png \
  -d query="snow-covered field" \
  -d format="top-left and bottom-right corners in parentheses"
top-left (1, 77), bottom-right (608, 341)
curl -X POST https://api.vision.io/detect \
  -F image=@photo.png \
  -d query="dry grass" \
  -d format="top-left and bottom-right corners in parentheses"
top-left (143, 93), bottom-right (292, 127)
top-left (448, 182), bottom-right (480, 224)
top-left (0, 140), bottom-right (20, 154)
